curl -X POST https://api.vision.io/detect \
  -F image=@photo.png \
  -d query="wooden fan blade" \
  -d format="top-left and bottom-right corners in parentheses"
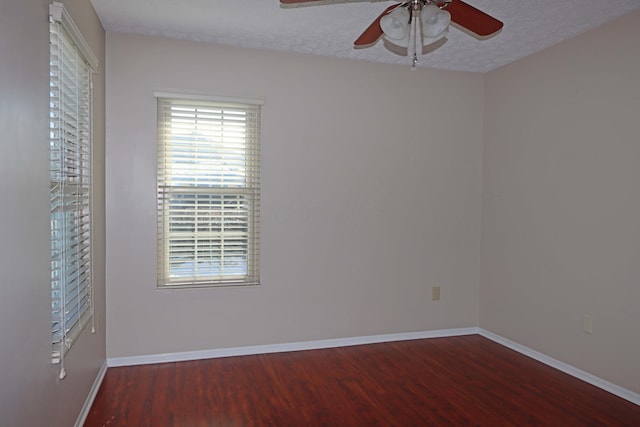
top-left (354, 4), bottom-right (400, 48)
top-left (280, 0), bottom-right (387, 8)
top-left (447, 0), bottom-right (503, 38)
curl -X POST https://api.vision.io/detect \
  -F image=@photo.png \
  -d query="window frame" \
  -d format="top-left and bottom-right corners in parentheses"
top-left (155, 93), bottom-right (262, 289)
top-left (49, 1), bottom-right (98, 377)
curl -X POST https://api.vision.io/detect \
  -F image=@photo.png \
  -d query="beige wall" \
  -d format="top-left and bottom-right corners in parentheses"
top-left (0, 0), bottom-right (106, 425)
top-left (481, 11), bottom-right (640, 393)
top-left (1, 1), bottom-right (638, 422)
top-left (105, 33), bottom-right (485, 358)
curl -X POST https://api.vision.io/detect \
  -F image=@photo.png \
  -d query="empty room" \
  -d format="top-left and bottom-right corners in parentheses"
top-left (1, 0), bottom-right (639, 426)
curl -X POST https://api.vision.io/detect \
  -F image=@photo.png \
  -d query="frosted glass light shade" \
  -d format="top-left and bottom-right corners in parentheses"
top-left (381, 7), bottom-right (410, 41)
top-left (421, 4), bottom-right (451, 41)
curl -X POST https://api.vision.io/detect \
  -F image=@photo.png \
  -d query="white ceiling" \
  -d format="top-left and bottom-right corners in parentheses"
top-left (90, 0), bottom-right (640, 73)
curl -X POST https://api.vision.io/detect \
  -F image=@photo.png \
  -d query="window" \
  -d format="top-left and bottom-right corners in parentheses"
top-left (156, 94), bottom-right (262, 289)
top-left (49, 2), bottom-right (98, 377)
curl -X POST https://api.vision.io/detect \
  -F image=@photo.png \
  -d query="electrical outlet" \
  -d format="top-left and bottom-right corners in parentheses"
top-left (432, 286), bottom-right (441, 301)
top-left (583, 315), bottom-right (593, 334)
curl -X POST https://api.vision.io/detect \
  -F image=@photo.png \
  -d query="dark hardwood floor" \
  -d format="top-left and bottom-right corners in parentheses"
top-left (85, 335), bottom-right (640, 426)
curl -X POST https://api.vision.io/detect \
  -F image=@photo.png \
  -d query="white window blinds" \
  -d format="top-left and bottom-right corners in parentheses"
top-left (156, 95), bottom-right (261, 288)
top-left (49, 2), bottom-right (98, 378)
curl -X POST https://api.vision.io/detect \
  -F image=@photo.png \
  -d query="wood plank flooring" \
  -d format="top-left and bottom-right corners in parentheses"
top-left (85, 335), bottom-right (640, 426)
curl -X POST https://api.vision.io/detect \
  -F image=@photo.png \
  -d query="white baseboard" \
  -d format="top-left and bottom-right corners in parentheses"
top-left (106, 327), bottom-right (478, 367)
top-left (74, 360), bottom-right (108, 427)
top-left (478, 328), bottom-right (640, 406)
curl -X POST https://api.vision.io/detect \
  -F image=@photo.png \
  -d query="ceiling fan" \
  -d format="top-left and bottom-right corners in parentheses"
top-left (280, 0), bottom-right (503, 67)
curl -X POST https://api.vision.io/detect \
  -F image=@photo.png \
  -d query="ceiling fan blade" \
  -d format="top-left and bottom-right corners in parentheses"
top-left (280, 0), bottom-right (387, 8)
top-left (447, 0), bottom-right (503, 38)
top-left (353, 4), bottom-right (400, 48)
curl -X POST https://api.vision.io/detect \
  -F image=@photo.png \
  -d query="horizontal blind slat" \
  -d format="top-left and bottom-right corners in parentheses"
top-left (49, 15), bottom-right (94, 365)
top-left (157, 96), bottom-right (260, 288)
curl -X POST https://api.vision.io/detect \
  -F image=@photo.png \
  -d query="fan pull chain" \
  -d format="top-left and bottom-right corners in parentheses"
top-left (411, 14), bottom-right (418, 68)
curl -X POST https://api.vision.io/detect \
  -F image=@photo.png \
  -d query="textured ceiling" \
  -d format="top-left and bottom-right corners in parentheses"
top-left (90, 0), bottom-right (640, 72)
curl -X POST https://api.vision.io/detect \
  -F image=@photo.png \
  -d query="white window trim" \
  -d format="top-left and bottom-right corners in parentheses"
top-left (49, 2), bottom-right (98, 71)
top-left (49, 1), bottom-right (98, 379)
top-left (153, 91), bottom-right (264, 106)
top-left (155, 93), bottom-right (262, 289)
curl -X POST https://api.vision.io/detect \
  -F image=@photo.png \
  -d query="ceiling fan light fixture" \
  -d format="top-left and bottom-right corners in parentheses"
top-left (282, 0), bottom-right (504, 68)
top-left (380, 7), bottom-right (410, 41)
top-left (421, 4), bottom-right (451, 39)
